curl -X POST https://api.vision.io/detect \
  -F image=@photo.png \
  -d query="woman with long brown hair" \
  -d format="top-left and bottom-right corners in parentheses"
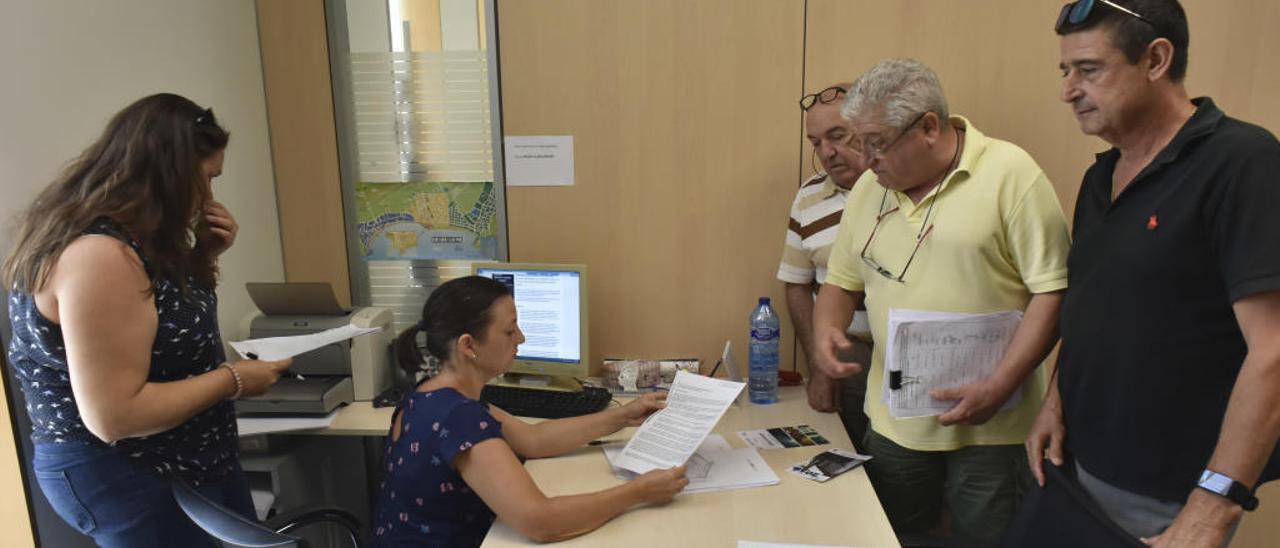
top-left (3, 93), bottom-right (291, 546)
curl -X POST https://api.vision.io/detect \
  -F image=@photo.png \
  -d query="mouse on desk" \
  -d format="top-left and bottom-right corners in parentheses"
top-left (373, 386), bottom-right (407, 408)
top-left (374, 347), bottom-right (416, 408)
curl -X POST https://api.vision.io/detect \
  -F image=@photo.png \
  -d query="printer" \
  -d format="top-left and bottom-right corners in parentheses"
top-left (235, 283), bottom-right (395, 415)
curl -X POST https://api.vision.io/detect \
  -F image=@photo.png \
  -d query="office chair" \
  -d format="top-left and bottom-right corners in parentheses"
top-left (171, 476), bottom-right (365, 548)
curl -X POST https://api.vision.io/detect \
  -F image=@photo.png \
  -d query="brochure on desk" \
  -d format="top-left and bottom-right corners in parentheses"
top-left (603, 434), bottom-right (779, 495)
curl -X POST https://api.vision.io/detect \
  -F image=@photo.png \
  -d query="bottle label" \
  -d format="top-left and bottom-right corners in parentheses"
top-left (750, 327), bottom-right (778, 341)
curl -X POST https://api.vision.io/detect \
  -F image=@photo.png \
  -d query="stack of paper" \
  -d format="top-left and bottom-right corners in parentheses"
top-left (611, 371), bottom-right (744, 474)
top-left (601, 371), bottom-right (777, 493)
top-left (604, 434), bottom-right (779, 494)
top-left (883, 309), bottom-right (1023, 418)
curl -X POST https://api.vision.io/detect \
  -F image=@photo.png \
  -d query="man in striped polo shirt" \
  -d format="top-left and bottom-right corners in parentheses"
top-left (777, 82), bottom-right (872, 446)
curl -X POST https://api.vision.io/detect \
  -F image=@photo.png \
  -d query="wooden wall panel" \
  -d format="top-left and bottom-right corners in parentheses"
top-left (804, 1), bottom-right (1096, 226)
top-left (497, 0), bottom-right (806, 374)
top-left (1171, 4), bottom-right (1280, 542)
top-left (805, 1), bottom-right (1279, 544)
top-left (1181, 1), bottom-right (1280, 130)
top-left (803, 0), bottom-right (1280, 229)
top-left (0, 352), bottom-right (33, 547)
top-left (404, 0), bottom-right (444, 52)
top-left (256, 0), bottom-right (352, 307)
top-left (496, 0), bottom-right (1280, 542)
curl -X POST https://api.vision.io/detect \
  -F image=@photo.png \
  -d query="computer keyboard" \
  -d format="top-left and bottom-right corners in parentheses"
top-left (480, 384), bottom-right (613, 419)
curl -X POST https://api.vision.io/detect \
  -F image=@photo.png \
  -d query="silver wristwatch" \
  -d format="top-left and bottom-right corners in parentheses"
top-left (1197, 469), bottom-right (1258, 511)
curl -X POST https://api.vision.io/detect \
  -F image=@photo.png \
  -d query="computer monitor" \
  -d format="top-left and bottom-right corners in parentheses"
top-left (471, 263), bottom-right (588, 391)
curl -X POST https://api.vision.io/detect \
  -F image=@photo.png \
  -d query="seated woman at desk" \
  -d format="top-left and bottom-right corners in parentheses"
top-left (375, 276), bottom-right (687, 546)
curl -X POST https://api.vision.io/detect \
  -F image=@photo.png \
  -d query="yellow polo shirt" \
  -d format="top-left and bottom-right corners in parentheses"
top-left (825, 116), bottom-right (1070, 451)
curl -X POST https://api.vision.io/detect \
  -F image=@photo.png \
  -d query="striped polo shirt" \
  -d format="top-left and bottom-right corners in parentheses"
top-left (777, 172), bottom-right (870, 336)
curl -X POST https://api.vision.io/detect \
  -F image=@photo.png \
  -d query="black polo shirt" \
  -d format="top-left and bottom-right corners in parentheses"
top-left (1058, 98), bottom-right (1280, 503)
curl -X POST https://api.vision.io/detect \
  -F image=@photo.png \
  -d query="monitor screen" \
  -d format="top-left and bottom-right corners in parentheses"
top-left (474, 265), bottom-right (583, 365)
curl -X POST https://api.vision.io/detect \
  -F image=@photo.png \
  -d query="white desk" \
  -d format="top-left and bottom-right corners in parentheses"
top-left (315, 400), bottom-right (393, 436)
top-left (317, 386), bottom-right (899, 547)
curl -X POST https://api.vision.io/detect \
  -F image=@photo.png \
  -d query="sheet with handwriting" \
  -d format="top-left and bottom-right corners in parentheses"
top-left (883, 309), bottom-right (1022, 418)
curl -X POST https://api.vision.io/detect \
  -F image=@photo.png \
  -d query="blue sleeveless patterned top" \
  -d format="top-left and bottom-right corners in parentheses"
top-left (373, 387), bottom-right (503, 547)
top-left (6, 218), bottom-right (239, 484)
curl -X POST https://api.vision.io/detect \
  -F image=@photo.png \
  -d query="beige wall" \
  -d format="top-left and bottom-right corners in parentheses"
top-left (499, 0), bottom-right (807, 375)
top-left (0, 0), bottom-right (286, 338)
top-left (0, 1), bottom-right (285, 543)
top-left (803, 0), bottom-right (1280, 233)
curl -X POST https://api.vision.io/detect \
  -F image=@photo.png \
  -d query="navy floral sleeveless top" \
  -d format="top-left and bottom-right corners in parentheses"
top-left (373, 387), bottom-right (504, 547)
top-left (6, 218), bottom-right (238, 484)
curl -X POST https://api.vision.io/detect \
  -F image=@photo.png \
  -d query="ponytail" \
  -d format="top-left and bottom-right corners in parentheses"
top-left (397, 275), bottom-right (512, 378)
top-left (393, 323), bottom-right (427, 382)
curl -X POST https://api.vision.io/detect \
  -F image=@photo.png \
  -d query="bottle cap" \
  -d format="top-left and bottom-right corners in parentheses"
top-left (759, 297), bottom-right (770, 305)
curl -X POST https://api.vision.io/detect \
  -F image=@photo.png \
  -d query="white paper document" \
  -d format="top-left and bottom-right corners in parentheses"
top-left (229, 324), bottom-right (382, 361)
top-left (604, 434), bottom-right (779, 494)
top-left (503, 135), bottom-right (574, 186)
top-left (610, 371), bottom-right (744, 474)
top-left (883, 309), bottom-right (1023, 418)
top-left (236, 409), bottom-right (338, 436)
top-left (249, 489), bottom-right (276, 521)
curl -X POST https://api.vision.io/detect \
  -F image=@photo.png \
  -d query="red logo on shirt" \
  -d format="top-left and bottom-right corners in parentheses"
top-left (1147, 214), bottom-right (1159, 231)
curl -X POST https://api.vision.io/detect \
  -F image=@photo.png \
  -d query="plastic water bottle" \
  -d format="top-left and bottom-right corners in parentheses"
top-left (748, 297), bottom-right (780, 404)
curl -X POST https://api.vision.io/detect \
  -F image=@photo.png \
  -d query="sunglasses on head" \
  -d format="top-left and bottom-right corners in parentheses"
top-left (1055, 0), bottom-right (1154, 33)
top-left (799, 86), bottom-right (847, 111)
top-left (194, 107), bottom-right (216, 127)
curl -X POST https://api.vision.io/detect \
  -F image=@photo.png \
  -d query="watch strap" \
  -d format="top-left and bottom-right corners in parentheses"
top-left (1198, 469), bottom-right (1259, 511)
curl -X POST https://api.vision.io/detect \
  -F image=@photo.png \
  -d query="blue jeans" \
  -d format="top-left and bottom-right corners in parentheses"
top-left (34, 441), bottom-right (254, 548)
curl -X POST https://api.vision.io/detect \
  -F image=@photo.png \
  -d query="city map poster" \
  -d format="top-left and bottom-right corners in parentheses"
top-left (355, 181), bottom-right (499, 261)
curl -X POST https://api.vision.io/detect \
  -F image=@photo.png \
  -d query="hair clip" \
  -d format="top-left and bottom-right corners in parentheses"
top-left (194, 107), bottom-right (215, 126)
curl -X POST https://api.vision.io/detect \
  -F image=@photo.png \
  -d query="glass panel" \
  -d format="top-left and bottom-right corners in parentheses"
top-left (327, 0), bottom-right (506, 341)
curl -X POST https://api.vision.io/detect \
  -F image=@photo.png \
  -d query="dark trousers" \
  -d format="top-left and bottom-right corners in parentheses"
top-left (34, 441), bottom-right (254, 548)
top-left (837, 336), bottom-right (872, 450)
top-left (863, 429), bottom-right (1030, 548)
top-left (837, 371), bottom-right (870, 450)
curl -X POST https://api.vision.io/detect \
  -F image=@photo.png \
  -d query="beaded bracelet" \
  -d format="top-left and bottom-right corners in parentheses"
top-left (220, 362), bottom-right (243, 400)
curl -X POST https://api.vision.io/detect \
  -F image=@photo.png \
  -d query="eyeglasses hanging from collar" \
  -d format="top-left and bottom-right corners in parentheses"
top-left (859, 188), bottom-right (940, 284)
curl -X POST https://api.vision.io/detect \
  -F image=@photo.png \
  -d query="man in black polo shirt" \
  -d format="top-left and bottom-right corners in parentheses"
top-left (1028, 0), bottom-right (1280, 545)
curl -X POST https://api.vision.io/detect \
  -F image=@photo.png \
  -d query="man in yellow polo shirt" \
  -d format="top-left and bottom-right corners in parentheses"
top-left (812, 58), bottom-right (1070, 546)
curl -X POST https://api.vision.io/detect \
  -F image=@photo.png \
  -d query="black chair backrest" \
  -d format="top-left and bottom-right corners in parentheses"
top-left (171, 476), bottom-right (305, 548)
top-left (1000, 461), bottom-right (1146, 548)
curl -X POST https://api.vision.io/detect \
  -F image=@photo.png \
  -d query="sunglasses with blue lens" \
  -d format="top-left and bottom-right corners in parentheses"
top-left (1055, 0), bottom-right (1154, 33)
